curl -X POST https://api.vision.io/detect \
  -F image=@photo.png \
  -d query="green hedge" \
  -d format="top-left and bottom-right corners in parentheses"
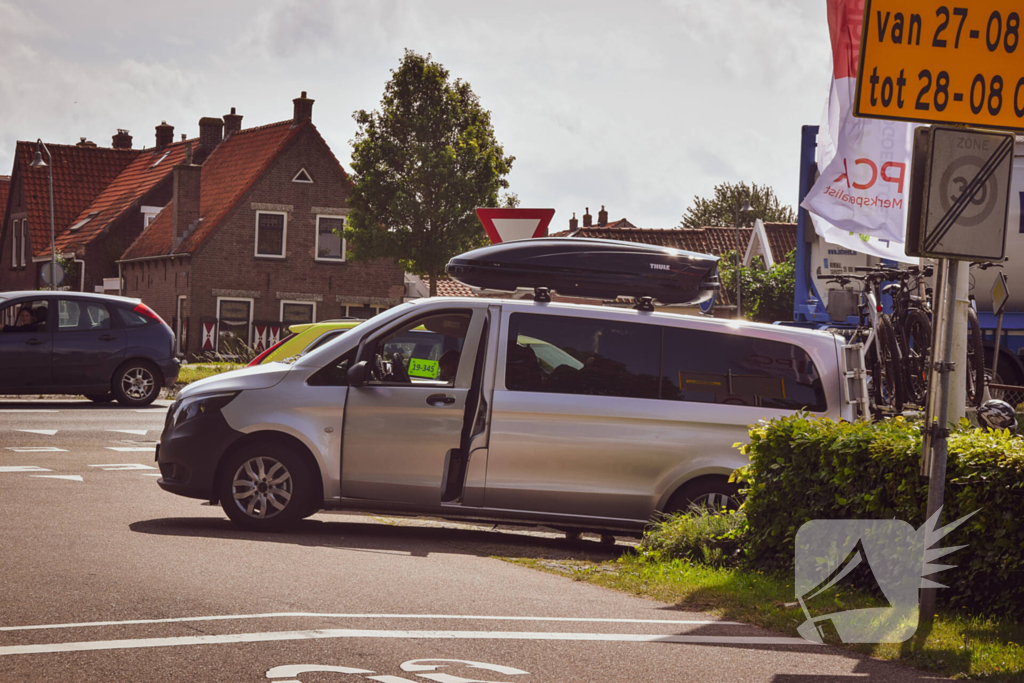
top-left (736, 415), bottom-right (1024, 617)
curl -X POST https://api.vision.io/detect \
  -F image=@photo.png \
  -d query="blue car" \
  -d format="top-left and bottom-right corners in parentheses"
top-left (0, 291), bottom-right (179, 406)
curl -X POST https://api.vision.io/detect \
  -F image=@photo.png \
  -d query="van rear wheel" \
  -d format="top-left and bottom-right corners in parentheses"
top-left (664, 476), bottom-right (740, 516)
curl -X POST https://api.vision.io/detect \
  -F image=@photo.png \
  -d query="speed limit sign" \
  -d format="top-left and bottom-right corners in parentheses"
top-left (905, 125), bottom-right (1014, 260)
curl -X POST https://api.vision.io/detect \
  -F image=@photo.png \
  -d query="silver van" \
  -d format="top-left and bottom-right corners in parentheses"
top-left (157, 297), bottom-right (851, 532)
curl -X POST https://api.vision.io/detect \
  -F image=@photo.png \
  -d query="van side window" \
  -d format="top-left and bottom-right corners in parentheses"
top-left (505, 313), bottom-right (660, 399)
top-left (661, 328), bottom-right (827, 412)
top-left (369, 311), bottom-right (472, 385)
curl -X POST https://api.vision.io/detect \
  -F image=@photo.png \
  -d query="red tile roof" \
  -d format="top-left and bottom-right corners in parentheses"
top-left (53, 140), bottom-right (193, 253)
top-left (423, 276), bottom-right (478, 297)
top-left (14, 142), bottom-right (139, 257)
top-left (123, 120), bottom-right (331, 260)
top-left (762, 222), bottom-right (798, 261)
top-left (556, 222), bottom-right (796, 260)
top-left (0, 177), bottom-right (10, 225)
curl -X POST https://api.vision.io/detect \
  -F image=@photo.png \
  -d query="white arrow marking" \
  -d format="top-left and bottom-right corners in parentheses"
top-left (16, 429), bottom-right (58, 436)
top-left (31, 475), bottom-right (83, 482)
top-left (88, 463), bottom-right (157, 471)
top-left (0, 629), bottom-right (813, 657)
top-left (107, 429), bottom-right (148, 436)
top-left (0, 466), bottom-right (52, 473)
top-left (0, 409), bottom-right (59, 413)
top-left (267, 664), bottom-right (375, 678)
top-left (4, 447), bottom-right (67, 453)
top-left (140, 473), bottom-right (162, 477)
top-left (491, 218), bottom-right (542, 242)
top-left (104, 447), bottom-right (156, 452)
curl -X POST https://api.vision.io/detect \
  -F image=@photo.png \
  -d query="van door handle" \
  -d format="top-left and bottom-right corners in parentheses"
top-left (25, 338), bottom-right (43, 346)
top-left (99, 334), bottom-right (117, 341)
top-left (426, 394), bottom-right (456, 406)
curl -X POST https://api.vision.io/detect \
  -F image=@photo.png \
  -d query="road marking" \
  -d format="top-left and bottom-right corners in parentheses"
top-left (134, 409), bottom-right (166, 413)
top-left (108, 429), bottom-right (148, 436)
top-left (31, 475), bottom-right (83, 482)
top-left (104, 447), bottom-right (156, 452)
top-left (16, 429), bottom-right (58, 436)
top-left (0, 410), bottom-right (59, 413)
top-left (0, 612), bottom-right (743, 632)
top-left (4, 447), bottom-right (67, 453)
top-left (0, 466), bottom-right (51, 473)
top-left (0, 629), bottom-right (813, 656)
top-left (88, 463), bottom-right (157, 471)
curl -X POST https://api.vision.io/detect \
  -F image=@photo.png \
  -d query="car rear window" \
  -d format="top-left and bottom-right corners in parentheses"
top-left (116, 307), bottom-right (153, 328)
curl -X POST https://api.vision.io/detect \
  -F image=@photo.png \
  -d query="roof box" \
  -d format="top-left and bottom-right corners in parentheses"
top-left (445, 237), bottom-right (720, 306)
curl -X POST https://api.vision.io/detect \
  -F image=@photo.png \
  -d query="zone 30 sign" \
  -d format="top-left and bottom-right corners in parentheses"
top-left (855, 0), bottom-right (1024, 130)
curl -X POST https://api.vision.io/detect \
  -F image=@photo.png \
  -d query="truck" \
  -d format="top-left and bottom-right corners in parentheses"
top-left (792, 125), bottom-right (1024, 388)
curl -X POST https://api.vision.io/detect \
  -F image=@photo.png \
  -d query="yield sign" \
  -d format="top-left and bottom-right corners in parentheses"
top-left (475, 208), bottom-right (555, 244)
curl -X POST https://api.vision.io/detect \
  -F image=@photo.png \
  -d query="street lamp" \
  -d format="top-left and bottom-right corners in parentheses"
top-left (29, 140), bottom-right (57, 291)
top-left (734, 197), bottom-right (754, 319)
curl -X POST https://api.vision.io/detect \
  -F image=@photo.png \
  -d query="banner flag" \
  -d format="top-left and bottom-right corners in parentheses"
top-left (801, 0), bottom-right (918, 263)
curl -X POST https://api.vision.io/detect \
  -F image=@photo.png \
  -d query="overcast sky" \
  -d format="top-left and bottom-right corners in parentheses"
top-left (0, 0), bottom-right (831, 231)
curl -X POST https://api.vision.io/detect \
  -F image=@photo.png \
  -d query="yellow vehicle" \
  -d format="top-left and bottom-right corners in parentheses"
top-left (248, 320), bottom-right (362, 366)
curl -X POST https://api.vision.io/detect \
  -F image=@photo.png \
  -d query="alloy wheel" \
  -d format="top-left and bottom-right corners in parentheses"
top-left (231, 456), bottom-right (293, 519)
top-left (121, 367), bottom-right (155, 401)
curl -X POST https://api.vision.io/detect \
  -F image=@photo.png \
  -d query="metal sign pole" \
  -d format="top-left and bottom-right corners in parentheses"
top-left (991, 310), bottom-right (1005, 386)
top-left (919, 258), bottom-right (960, 626)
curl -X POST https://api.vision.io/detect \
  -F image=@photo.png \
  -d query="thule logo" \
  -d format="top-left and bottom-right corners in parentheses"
top-left (650, 263), bottom-right (670, 271)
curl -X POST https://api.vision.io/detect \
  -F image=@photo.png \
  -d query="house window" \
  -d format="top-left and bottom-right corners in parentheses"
top-left (141, 205), bottom-right (164, 227)
top-left (292, 168), bottom-right (313, 183)
top-left (68, 212), bottom-right (99, 233)
top-left (280, 300), bottom-right (315, 325)
top-left (255, 211), bottom-right (287, 258)
top-left (340, 303), bottom-right (385, 320)
top-left (216, 297), bottom-right (253, 355)
top-left (316, 215), bottom-right (345, 261)
top-left (20, 221), bottom-right (26, 266)
top-left (10, 220), bottom-right (17, 268)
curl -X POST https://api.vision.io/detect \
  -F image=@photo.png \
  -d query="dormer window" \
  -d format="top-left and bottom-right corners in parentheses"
top-left (68, 212), bottom-right (99, 232)
top-left (292, 168), bottom-right (313, 184)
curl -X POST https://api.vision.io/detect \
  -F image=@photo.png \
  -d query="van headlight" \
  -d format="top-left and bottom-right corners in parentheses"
top-left (173, 392), bottom-right (238, 427)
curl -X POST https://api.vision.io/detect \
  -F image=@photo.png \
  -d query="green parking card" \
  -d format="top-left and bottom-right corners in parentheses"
top-left (408, 358), bottom-right (439, 379)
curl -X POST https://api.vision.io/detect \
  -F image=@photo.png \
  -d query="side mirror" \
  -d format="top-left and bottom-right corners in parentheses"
top-left (347, 360), bottom-right (369, 387)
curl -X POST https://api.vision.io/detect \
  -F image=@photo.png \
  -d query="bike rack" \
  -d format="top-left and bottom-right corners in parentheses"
top-left (840, 341), bottom-right (871, 420)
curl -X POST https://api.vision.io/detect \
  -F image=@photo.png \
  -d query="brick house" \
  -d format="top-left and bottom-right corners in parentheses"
top-left (119, 93), bottom-right (405, 358)
top-left (51, 128), bottom-right (194, 293)
top-left (1, 140), bottom-right (138, 291)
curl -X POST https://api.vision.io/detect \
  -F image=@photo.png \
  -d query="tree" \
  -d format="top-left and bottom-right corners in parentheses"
top-left (678, 181), bottom-right (796, 230)
top-left (717, 249), bottom-right (796, 323)
top-left (345, 50), bottom-right (515, 297)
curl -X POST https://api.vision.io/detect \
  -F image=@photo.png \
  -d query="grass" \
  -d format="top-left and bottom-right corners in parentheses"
top-left (175, 362), bottom-right (245, 386)
top-left (506, 550), bottom-right (1024, 680)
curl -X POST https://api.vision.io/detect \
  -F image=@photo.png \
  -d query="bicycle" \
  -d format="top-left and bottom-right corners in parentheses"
top-left (875, 265), bottom-right (934, 406)
top-left (818, 272), bottom-right (905, 415)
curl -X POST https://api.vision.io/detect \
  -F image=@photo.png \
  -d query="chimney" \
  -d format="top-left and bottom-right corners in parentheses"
top-left (195, 117), bottom-right (224, 164)
top-left (569, 212), bottom-right (578, 231)
top-left (76, 137), bottom-right (97, 148)
top-left (598, 205), bottom-right (608, 227)
top-left (171, 143), bottom-right (202, 247)
top-left (156, 121), bottom-right (174, 150)
top-left (293, 91), bottom-right (314, 124)
top-left (223, 107), bottom-right (243, 137)
top-left (181, 134), bottom-right (186, 141)
top-left (112, 129), bottom-right (133, 150)
top-left (582, 207), bottom-right (592, 228)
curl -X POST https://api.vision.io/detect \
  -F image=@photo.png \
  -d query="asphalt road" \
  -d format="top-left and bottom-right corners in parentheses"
top-left (0, 398), bottom-right (942, 682)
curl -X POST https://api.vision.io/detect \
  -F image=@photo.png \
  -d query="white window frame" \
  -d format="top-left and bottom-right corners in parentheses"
top-left (254, 210), bottom-right (288, 259)
top-left (10, 220), bottom-right (16, 268)
top-left (339, 302), bottom-right (385, 319)
top-left (279, 300), bottom-right (316, 325)
top-left (292, 168), bottom-right (314, 184)
top-left (175, 295), bottom-right (187, 356)
top-left (314, 214), bottom-right (346, 262)
top-left (20, 220), bottom-right (26, 266)
top-left (215, 296), bottom-right (254, 355)
top-left (141, 205), bottom-right (164, 227)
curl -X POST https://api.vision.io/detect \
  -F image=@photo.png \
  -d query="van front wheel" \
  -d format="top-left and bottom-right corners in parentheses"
top-left (218, 444), bottom-right (311, 531)
top-left (663, 476), bottom-right (740, 516)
